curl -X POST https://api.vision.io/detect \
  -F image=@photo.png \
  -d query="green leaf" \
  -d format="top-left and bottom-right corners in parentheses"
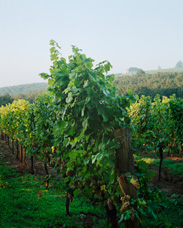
top-left (64, 177), bottom-right (70, 183)
top-left (97, 106), bottom-right (109, 122)
top-left (127, 89), bottom-right (134, 96)
top-left (66, 92), bottom-right (73, 103)
top-left (59, 121), bottom-right (68, 129)
top-left (73, 189), bottom-right (81, 197)
top-left (81, 107), bottom-right (85, 117)
top-left (83, 80), bottom-right (89, 87)
top-left (119, 214), bottom-right (124, 223)
top-left (122, 211), bottom-right (131, 221)
top-left (63, 138), bottom-right (70, 147)
top-left (98, 142), bottom-right (105, 151)
top-left (106, 74), bottom-right (115, 83)
top-left (82, 117), bottom-right (88, 129)
top-left (102, 87), bottom-right (111, 97)
top-left (67, 126), bottom-right (75, 136)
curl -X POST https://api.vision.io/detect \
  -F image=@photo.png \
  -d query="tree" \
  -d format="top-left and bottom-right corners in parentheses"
top-left (175, 60), bottom-right (183, 68)
top-left (0, 93), bottom-right (14, 106)
top-left (136, 69), bottom-right (145, 75)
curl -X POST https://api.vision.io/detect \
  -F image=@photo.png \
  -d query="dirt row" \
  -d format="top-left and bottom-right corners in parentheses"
top-left (149, 166), bottom-right (183, 196)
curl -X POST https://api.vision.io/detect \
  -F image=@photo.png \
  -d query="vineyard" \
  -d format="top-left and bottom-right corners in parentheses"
top-left (0, 40), bottom-right (183, 228)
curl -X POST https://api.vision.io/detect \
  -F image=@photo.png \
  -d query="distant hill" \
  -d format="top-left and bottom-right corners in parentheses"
top-left (146, 67), bottom-right (183, 74)
top-left (115, 67), bottom-right (183, 77)
top-left (0, 83), bottom-right (48, 96)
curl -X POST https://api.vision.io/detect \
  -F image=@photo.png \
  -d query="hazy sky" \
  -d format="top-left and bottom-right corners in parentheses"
top-left (0, 0), bottom-right (183, 87)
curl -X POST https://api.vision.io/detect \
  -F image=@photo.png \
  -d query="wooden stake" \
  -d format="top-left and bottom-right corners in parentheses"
top-left (23, 148), bottom-right (26, 163)
top-left (114, 128), bottom-right (134, 174)
top-left (66, 194), bottom-right (71, 216)
top-left (11, 139), bottom-right (14, 154)
top-left (114, 128), bottom-right (139, 228)
top-left (7, 135), bottom-right (10, 147)
top-left (16, 140), bottom-right (19, 159)
top-left (20, 145), bottom-right (22, 162)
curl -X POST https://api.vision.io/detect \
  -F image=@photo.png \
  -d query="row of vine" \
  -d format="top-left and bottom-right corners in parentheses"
top-left (129, 95), bottom-right (183, 180)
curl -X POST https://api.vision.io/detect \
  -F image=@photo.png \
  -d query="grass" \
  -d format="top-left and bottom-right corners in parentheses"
top-left (0, 153), bottom-right (106, 228)
top-left (164, 195), bottom-right (183, 227)
top-left (141, 194), bottom-right (183, 228)
top-left (135, 154), bottom-right (183, 178)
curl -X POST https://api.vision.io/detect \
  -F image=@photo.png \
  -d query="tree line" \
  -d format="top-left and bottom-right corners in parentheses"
top-left (0, 90), bottom-right (46, 106)
top-left (114, 71), bottom-right (183, 99)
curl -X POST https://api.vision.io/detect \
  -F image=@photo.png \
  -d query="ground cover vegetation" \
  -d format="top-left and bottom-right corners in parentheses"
top-left (0, 40), bottom-right (183, 227)
top-left (0, 149), bottom-right (106, 228)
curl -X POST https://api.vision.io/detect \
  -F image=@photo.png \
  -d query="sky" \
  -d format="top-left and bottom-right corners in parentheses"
top-left (0, 0), bottom-right (183, 87)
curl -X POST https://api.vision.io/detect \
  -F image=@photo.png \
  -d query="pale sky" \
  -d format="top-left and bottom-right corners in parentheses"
top-left (0, 0), bottom-right (183, 87)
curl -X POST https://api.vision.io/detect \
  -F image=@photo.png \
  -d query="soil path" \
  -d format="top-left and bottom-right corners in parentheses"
top-left (149, 166), bottom-right (183, 196)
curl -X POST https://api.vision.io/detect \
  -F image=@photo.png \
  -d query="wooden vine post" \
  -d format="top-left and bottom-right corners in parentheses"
top-left (114, 128), bottom-right (139, 228)
top-left (16, 140), bottom-right (19, 159)
top-left (7, 135), bottom-right (10, 147)
top-left (23, 148), bottom-right (26, 164)
top-left (11, 139), bottom-right (14, 154)
top-left (20, 145), bottom-right (23, 162)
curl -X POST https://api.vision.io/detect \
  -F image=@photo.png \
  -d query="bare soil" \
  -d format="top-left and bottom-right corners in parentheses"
top-left (149, 166), bottom-right (183, 196)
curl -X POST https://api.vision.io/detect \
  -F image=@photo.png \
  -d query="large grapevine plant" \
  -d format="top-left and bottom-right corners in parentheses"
top-left (39, 40), bottom-right (137, 227)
